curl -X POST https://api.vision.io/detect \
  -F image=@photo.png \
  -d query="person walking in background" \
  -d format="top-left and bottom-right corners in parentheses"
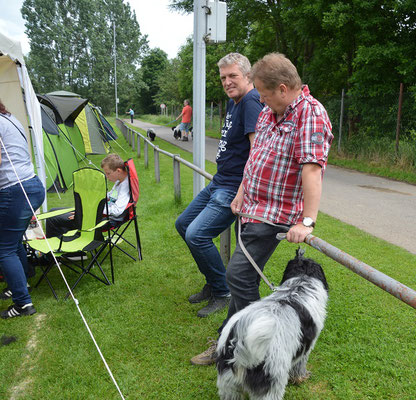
top-left (0, 99), bottom-right (45, 319)
top-left (175, 53), bottom-right (263, 318)
top-left (191, 52), bottom-right (333, 365)
top-left (127, 108), bottom-right (134, 123)
top-left (175, 99), bottom-right (192, 141)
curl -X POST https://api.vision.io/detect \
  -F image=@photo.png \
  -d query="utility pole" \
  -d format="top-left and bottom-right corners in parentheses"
top-left (113, 20), bottom-right (118, 118)
top-left (192, 0), bottom-right (206, 196)
top-left (192, 0), bottom-right (227, 197)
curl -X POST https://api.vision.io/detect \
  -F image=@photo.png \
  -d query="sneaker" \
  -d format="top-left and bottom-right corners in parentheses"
top-left (1, 303), bottom-right (37, 319)
top-left (188, 284), bottom-right (212, 304)
top-left (0, 287), bottom-right (12, 300)
top-left (0, 284), bottom-right (32, 300)
top-left (182, 136), bottom-right (189, 141)
top-left (197, 295), bottom-right (230, 318)
top-left (190, 339), bottom-right (217, 366)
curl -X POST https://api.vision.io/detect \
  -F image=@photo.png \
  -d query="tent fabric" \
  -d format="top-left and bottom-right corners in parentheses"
top-left (0, 31), bottom-right (47, 210)
top-left (40, 94), bottom-right (88, 124)
top-left (45, 90), bottom-right (116, 154)
top-left (76, 106), bottom-right (106, 154)
top-left (40, 103), bottom-right (80, 191)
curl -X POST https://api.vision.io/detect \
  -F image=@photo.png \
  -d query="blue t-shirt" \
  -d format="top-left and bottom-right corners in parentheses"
top-left (212, 88), bottom-right (263, 190)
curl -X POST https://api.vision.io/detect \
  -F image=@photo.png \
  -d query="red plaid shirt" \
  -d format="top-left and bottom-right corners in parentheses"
top-left (241, 85), bottom-right (333, 225)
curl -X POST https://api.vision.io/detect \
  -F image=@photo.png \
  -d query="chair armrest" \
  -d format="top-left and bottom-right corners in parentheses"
top-left (84, 220), bottom-right (109, 232)
top-left (36, 208), bottom-right (75, 221)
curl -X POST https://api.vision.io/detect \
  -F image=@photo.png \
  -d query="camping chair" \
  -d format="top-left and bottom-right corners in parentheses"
top-left (27, 167), bottom-right (113, 299)
top-left (100, 158), bottom-right (142, 279)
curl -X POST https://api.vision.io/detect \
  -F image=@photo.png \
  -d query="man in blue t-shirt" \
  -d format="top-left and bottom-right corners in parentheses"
top-left (175, 53), bottom-right (263, 319)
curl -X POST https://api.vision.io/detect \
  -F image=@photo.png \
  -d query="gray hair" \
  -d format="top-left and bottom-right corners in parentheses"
top-left (217, 53), bottom-right (251, 77)
top-left (251, 53), bottom-right (302, 90)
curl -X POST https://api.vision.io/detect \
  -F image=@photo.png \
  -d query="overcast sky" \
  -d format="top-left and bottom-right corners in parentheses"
top-left (0, 0), bottom-right (194, 59)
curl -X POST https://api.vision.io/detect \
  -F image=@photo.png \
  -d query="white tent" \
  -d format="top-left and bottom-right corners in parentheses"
top-left (0, 31), bottom-right (47, 210)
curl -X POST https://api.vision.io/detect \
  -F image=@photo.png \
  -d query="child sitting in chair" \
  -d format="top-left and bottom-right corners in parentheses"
top-left (46, 154), bottom-right (130, 238)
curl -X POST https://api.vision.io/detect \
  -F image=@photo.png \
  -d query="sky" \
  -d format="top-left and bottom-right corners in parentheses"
top-left (0, 0), bottom-right (194, 59)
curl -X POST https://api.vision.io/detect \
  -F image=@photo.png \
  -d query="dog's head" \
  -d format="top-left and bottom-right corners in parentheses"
top-left (280, 248), bottom-right (329, 291)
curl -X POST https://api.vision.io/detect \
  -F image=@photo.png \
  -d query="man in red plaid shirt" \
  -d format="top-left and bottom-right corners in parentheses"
top-left (191, 52), bottom-right (333, 365)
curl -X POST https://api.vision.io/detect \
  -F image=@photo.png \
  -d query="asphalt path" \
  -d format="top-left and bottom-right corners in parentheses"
top-left (127, 119), bottom-right (416, 255)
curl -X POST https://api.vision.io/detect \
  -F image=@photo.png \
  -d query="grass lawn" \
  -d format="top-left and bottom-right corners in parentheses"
top-left (0, 122), bottom-right (415, 399)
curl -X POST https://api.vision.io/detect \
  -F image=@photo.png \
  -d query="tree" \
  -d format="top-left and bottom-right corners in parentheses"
top-left (138, 48), bottom-right (169, 114)
top-left (21, 0), bottom-right (148, 114)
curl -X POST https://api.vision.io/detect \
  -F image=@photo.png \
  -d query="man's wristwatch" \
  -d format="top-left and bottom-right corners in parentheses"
top-left (302, 217), bottom-right (315, 228)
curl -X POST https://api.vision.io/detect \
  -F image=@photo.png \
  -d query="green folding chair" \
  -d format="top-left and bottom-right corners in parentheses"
top-left (27, 167), bottom-right (113, 299)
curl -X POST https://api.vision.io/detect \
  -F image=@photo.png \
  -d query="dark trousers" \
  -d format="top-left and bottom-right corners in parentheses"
top-left (45, 208), bottom-right (76, 238)
top-left (218, 222), bottom-right (287, 334)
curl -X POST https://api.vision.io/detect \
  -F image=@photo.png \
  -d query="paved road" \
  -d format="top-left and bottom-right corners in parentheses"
top-left (127, 119), bottom-right (416, 255)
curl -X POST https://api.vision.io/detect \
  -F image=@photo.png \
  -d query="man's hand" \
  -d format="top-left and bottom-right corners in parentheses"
top-left (286, 223), bottom-right (313, 243)
top-left (230, 190), bottom-right (244, 215)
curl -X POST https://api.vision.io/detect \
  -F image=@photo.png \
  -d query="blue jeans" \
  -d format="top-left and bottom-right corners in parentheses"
top-left (175, 182), bottom-right (237, 297)
top-left (0, 176), bottom-right (45, 305)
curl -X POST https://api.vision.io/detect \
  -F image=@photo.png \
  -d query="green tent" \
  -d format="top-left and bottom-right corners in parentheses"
top-left (40, 103), bottom-right (80, 191)
top-left (47, 91), bottom-right (117, 154)
top-left (38, 93), bottom-right (87, 161)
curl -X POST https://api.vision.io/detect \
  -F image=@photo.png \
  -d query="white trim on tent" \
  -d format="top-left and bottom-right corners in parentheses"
top-left (0, 31), bottom-right (47, 211)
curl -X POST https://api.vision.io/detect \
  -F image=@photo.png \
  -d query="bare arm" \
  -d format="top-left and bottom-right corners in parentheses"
top-left (286, 163), bottom-right (322, 243)
top-left (230, 132), bottom-right (255, 214)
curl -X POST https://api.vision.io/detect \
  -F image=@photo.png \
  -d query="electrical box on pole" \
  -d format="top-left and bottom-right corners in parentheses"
top-left (206, 1), bottom-right (227, 43)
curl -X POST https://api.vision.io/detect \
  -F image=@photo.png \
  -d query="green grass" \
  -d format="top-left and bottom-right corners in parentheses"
top-left (1, 122), bottom-right (416, 399)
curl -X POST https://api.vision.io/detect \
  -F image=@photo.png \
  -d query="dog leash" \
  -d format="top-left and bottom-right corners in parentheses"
top-left (236, 212), bottom-right (290, 292)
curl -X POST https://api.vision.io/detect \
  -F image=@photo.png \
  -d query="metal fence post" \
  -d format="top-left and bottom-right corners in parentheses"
top-left (173, 156), bottom-right (181, 202)
top-left (338, 88), bottom-right (345, 152)
top-left (220, 227), bottom-right (231, 266)
top-left (132, 131), bottom-right (135, 151)
top-left (137, 134), bottom-right (141, 158)
top-left (144, 140), bottom-right (149, 169)
top-left (154, 146), bottom-right (160, 183)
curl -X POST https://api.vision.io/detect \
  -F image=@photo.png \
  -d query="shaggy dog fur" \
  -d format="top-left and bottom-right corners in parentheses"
top-left (147, 128), bottom-right (156, 141)
top-left (172, 125), bottom-right (193, 140)
top-left (216, 249), bottom-right (329, 400)
top-left (172, 125), bottom-right (182, 140)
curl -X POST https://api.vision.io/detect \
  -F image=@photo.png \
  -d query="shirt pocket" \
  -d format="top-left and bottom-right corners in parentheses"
top-left (271, 122), bottom-right (296, 154)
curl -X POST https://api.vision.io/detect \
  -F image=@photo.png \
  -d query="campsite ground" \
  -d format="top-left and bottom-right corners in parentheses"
top-left (0, 124), bottom-right (415, 400)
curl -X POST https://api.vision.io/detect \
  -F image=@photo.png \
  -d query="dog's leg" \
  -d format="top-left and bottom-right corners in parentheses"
top-left (288, 354), bottom-right (311, 385)
top-left (217, 369), bottom-right (245, 400)
top-left (249, 380), bottom-right (287, 400)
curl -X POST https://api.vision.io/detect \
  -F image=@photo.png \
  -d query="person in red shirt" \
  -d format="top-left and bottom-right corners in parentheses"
top-left (175, 99), bottom-right (192, 141)
top-left (191, 52), bottom-right (333, 365)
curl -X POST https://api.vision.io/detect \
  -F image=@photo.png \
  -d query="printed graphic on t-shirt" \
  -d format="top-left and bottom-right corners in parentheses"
top-left (216, 112), bottom-right (233, 160)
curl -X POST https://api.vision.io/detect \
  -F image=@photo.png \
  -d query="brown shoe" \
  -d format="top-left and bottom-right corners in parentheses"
top-left (190, 339), bottom-right (217, 366)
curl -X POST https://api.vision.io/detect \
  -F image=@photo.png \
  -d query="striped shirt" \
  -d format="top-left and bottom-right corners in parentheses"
top-left (241, 85), bottom-right (333, 225)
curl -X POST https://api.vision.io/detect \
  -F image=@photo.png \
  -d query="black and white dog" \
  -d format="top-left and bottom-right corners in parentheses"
top-left (216, 249), bottom-right (329, 400)
top-left (147, 128), bottom-right (156, 141)
top-left (172, 125), bottom-right (182, 140)
top-left (172, 125), bottom-right (193, 140)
